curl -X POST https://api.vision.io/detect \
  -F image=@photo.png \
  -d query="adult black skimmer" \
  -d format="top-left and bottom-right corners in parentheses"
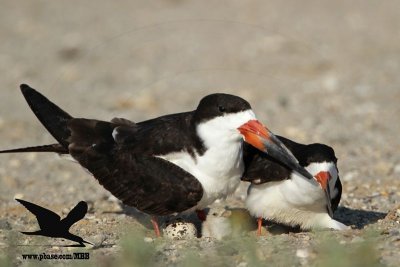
top-left (242, 136), bottom-right (347, 235)
top-left (16, 199), bottom-right (92, 247)
top-left (1, 84), bottom-right (312, 237)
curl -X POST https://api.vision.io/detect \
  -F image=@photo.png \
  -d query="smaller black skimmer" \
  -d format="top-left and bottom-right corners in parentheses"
top-left (242, 136), bottom-right (347, 235)
top-left (16, 199), bottom-right (92, 247)
top-left (1, 85), bottom-right (312, 237)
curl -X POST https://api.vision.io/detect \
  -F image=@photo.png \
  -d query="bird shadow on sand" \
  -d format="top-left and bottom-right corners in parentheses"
top-left (333, 206), bottom-right (387, 229)
top-left (266, 206), bottom-right (387, 234)
top-left (16, 242), bottom-right (86, 248)
top-left (104, 205), bottom-right (387, 237)
top-left (15, 239), bottom-right (114, 249)
top-left (105, 205), bottom-right (206, 234)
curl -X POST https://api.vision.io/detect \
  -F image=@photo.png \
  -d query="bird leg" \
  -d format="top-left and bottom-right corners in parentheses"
top-left (196, 209), bottom-right (207, 221)
top-left (150, 217), bottom-right (161, 237)
top-left (257, 217), bottom-right (263, 236)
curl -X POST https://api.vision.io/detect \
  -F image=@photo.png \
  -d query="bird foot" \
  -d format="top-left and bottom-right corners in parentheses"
top-left (196, 209), bottom-right (207, 221)
top-left (151, 217), bottom-right (161, 237)
top-left (257, 217), bottom-right (263, 236)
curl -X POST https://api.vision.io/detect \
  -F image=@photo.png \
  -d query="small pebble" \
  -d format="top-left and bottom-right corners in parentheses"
top-left (90, 234), bottom-right (106, 247)
top-left (14, 193), bottom-right (24, 199)
top-left (296, 249), bottom-right (309, 258)
top-left (144, 237), bottom-right (153, 243)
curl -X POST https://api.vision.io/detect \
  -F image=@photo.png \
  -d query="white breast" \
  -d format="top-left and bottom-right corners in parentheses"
top-left (246, 161), bottom-right (343, 230)
top-left (158, 109), bottom-right (257, 210)
top-left (158, 138), bottom-right (244, 209)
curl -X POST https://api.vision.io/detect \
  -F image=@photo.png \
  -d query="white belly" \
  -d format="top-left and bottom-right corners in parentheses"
top-left (246, 173), bottom-right (328, 229)
top-left (158, 141), bottom-right (244, 210)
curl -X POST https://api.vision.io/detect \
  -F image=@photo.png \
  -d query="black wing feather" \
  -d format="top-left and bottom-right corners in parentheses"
top-left (242, 143), bottom-right (291, 184)
top-left (242, 135), bottom-right (309, 184)
top-left (67, 119), bottom-right (203, 215)
top-left (16, 199), bottom-right (61, 229)
top-left (20, 84), bottom-right (72, 148)
top-left (16, 85), bottom-right (205, 216)
top-left (114, 112), bottom-right (205, 157)
top-left (60, 201), bottom-right (88, 229)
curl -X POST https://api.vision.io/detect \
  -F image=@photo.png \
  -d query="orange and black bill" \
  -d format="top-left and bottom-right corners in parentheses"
top-left (238, 120), bottom-right (313, 180)
top-left (315, 171), bottom-right (334, 217)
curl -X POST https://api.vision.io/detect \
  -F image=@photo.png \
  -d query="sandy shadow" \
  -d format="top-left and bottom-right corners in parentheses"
top-left (260, 206), bottom-right (387, 234)
top-left (16, 243), bottom-right (85, 248)
top-left (334, 206), bottom-right (387, 229)
top-left (104, 204), bottom-right (387, 237)
top-left (105, 205), bottom-right (206, 234)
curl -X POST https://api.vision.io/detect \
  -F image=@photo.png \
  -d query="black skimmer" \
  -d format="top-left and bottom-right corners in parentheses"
top-left (242, 136), bottom-right (347, 235)
top-left (16, 199), bottom-right (92, 247)
top-left (1, 84), bottom-right (312, 237)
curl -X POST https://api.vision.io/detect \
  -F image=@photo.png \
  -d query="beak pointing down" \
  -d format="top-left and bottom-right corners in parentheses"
top-left (238, 120), bottom-right (313, 180)
top-left (315, 171), bottom-right (334, 217)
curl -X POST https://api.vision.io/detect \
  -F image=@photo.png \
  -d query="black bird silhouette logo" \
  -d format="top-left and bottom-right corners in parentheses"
top-left (16, 199), bottom-right (93, 247)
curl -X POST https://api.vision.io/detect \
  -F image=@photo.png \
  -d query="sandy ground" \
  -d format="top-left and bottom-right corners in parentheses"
top-left (1, 1), bottom-right (400, 266)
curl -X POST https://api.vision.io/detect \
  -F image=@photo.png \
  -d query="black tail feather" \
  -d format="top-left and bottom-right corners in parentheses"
top-left (0, 144), bottom-right (68, 154)
top-left (20, 84), bottom-right (73, 148)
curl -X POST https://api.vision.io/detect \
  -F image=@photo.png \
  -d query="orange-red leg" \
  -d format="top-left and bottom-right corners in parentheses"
top-left (151, 217), bottom-right (161, 237)
top-left (196, 209), bottom-right (207, 221)
top-left (257, 217), bottom-right (263, 236)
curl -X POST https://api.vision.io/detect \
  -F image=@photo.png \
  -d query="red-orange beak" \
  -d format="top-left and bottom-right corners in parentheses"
top-left (315, 171), bottom-right (331, 190)
top-left (237, 120), bottom-right (271, 151)
top-left (238, 120), bottom-right (313, 180)
top-left (315, 171), bottom-right (334, 217)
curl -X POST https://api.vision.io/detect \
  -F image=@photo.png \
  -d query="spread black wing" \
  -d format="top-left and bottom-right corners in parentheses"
top-left (60, 201), bottom-right (88, 230)
top-left (67, 118), bottom-right (203, 216)
top-left (16, 199), bottom-right (61, 230)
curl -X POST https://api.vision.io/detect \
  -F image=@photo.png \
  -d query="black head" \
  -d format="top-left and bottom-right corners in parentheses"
top-left (298, 143), bottom-right (339, 217)
top-left (193, 93), bottom-right (252, 123)
top-left (298, 143), bottom-right (337, 167)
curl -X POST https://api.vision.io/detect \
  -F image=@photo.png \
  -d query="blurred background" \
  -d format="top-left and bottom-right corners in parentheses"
top-left (1, 0), bottom-right (399, 186)
top-left (0, 0), bottom-right (400, 265)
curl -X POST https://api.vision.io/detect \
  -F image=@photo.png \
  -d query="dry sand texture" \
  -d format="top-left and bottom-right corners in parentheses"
top-left (0, 1), bottom-right (399, 266)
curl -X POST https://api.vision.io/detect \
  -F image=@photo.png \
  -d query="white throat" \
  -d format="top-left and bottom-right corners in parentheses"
top-left (160, 109), bottom-right (258, 209)
top-left (305, 161), bottom-right (338, 197)
top-left (196, 109), bottom-right (256, 148)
